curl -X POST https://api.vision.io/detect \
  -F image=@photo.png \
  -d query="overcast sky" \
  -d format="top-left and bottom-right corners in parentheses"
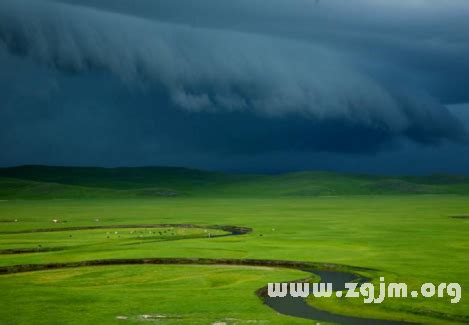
top-left (1, 0), bottom-right (468, 174)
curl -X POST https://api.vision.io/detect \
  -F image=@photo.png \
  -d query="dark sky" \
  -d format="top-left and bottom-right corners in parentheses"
top-left (1, 0), bottom-right (469, 174)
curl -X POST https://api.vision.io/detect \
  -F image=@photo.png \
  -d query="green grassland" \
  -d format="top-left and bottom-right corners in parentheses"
top-left (2, 165), bottom-right (469, 198)
top-left (0, 166), bottom-right (468, 324)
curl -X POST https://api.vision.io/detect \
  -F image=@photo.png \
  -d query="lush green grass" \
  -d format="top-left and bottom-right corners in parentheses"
top-left (0, 264), bottom-right (308, 325)
top-left (0, 227), bottom-right (226, 251)
top-left (2, 165), bottom-right (469, 198)
top-left (0, 196), bottom-right (468, 324)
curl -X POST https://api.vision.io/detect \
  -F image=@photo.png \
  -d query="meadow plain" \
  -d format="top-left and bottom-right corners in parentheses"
top-left (0, 167), bottom-right (468, 324)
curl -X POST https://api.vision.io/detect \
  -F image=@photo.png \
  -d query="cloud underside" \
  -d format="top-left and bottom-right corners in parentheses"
top-left (0, 0), bottom-right (467, 160)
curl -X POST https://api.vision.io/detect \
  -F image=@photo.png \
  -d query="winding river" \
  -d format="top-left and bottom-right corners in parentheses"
top-left (264, 269), bottom-right (409, 324)
top-left (0, 224), bottom-right (413, 324)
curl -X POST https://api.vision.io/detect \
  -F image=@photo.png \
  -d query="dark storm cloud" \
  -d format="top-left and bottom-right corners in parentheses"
top-left (54, 0), bottom-right (469, 103)
top-left (0, 0), bottom-right (468, 170)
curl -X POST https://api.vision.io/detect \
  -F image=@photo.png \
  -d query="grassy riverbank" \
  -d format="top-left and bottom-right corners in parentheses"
top-left (0, 195), bottom-right (468, 324)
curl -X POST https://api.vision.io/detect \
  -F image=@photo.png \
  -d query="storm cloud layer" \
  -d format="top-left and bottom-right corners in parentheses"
top-left (0, 0), bottom-right (468, 172)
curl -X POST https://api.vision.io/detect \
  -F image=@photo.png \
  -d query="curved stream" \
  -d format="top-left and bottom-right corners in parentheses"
top-left (264, 269), bottom-right (410, 324)
top-left (0, 257), bottom-right (412, 324)
top-left (0, 224), bottom-right (413, 324)
top-left (0, 224), bottom-right (251, 254)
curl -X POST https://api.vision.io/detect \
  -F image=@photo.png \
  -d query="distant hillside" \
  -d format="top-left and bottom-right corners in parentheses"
top-left (0, 165), bottom-right (469, 199)
top-left (0, 165), bottom-right (246, 192)
top-left (0, 176), bottom-right (179, 199)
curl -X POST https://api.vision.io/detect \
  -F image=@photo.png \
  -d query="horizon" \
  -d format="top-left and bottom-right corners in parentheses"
top-left (2, 164), bottom-right (469, 178)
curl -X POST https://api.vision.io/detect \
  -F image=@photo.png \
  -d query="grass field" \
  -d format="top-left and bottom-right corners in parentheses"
top-left (3, 166), bottom-right (469, 198)
top-left (0, 168), bottom-right (468, 324)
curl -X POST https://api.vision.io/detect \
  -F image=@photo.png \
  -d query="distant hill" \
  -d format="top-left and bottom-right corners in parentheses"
top-left (0, 165), bottom-right (469, 199)
top-left (0, 174), bottom-right (180, 200)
